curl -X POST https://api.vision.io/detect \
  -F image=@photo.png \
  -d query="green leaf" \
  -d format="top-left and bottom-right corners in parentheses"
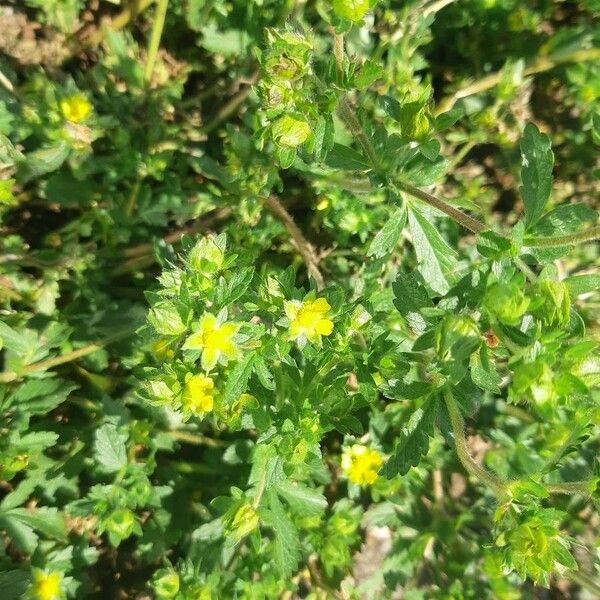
top-left (0, 321), bottom-right (34, 356)
top-left (408, 207), bottom-right (457, 295)
top-left (19, 141), bottom-right (71, 184)
top-left (148, 301), bottom-right (189, 336)
top-left (261, 489), bottom-right (301, 577)
top-left (529, 203), bottom-right (597, 237)
top-left (367, 207), bottom-right (406, 258)
top-left (354, 60), bottom-right (384, 90)
top-left (564, 274), bottom-right (600, 297)
top-left (381, 398), bottom-right (437, 477)
top-left (0, 570), bottom-right (30, 600)
top-left (520, 123), bottom-right (554, 228)
top-left (276, 480), bottom-right (327, 516)
top-left (325, 143), bottom-right (370, 170)
top-left (3, 507), bottom-right (67, 541)
top-left (477, 231), bottom-right (512, 259)
top-left (392, 271), bottom-right (433, 335)
top-left (94, 424), bottom-right (127, 473)
top-left (470, 347), bottom-right (502, 393)
top-left (222, 353), bottom-right (256, 406)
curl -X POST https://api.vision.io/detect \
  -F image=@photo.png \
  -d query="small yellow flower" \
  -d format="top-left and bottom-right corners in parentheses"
top-left (29, 570), bottom-right (64, 600)
top-left (341, 444), bottom-right (383, 486)
top-left (285, 297), bottom-right (334, 345)
top-left (183, 313), bottom-right (240, 371)
top-left (182, 374), bottom-right (215, 416)
top-left (60, 94), bottom-right (93, 123)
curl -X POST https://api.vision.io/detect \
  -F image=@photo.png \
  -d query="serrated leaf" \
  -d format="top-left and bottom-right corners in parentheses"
top-left (564, 274), bottom-right (600, 297)
top-left (222, 353), bottom-right (255, 406)
top-left (529, 203), bottom-right (597, 237)
top-left (94, 424), bottom-right (127, 473)
top-left (0, 570), bottom-right (30, 600)
top-left (355, 60), bottom-right (384, 90)
top-left (408, 207), bottom-right (457, 295)
top-left (392, 271), bottom-right (433, 334)
top-left (261, 489), bottom-right (301, 577)
top-left (520, 123), bottom-right (554, 228)
top-left (367, 208), bottom-right (406, 258)
top-left (3, 507), bottom-right (67, 540)
top-left (470, 347), bottom-right (502, 393)
top-left (325, 143), bottom-right (370, 170)
top-left (276, 480), bottom-right (327, 516)
top-left (381, 398), bottom-right (437, 477)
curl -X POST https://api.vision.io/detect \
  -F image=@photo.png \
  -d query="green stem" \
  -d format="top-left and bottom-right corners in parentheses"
top-left (336, 95), bottom-right (487, 235)
top-left (169, 430), bottom-right (229, 448)
top-left (435, 47), bottom-right (600, 115)
top-left (393, 180), bottom-right (487, 234)
top-left (336, 95), bottom-right (381, 168)
top-left (444, 391), bottom-right (508, 498)
top-left (0, 330), bottom-right (135, 383)
top-left (525, 226), bottom-right (600, 248)
top-left (333, 33), bottom-right (345, 75)
top-left (143, 0), bottom-right (169, 85)
top-left (545, 481), bottom-right (593, 496)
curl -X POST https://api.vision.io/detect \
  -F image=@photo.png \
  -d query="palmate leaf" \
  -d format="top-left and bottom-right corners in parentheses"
top-left (408, 207), bottom-right (457, 295)
top-left (520, 123), bottom-right (554, 229)
top-left (381, 397), bottom-right (438, 477)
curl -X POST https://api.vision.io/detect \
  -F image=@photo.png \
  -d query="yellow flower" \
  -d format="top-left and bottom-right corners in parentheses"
top-left (60, 94), bottom-right (92, 123)
top-left (285, 297), bottom-right (334, 345)
top-left (29, 570), bottom-right (63, 600)
top-left (183, 313), bottom-right (240, 371)
top-left (182, 374), bottom-right (215, 416)
top-left (341, 444), bottom-right (383, 486)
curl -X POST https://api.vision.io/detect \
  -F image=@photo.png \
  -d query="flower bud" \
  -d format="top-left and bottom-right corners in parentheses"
top-left (509, 359), bottom-right (556, 406)
top-left (271, 115), bottom-right (312, 148)
top-left (105, 508), bottom-right (136, 542)
top-left (333, 0), bottom-right (374, 23)
top-left (188, 237), bottom-right (225, 275)
top-left (484, 282), bottom-right (530, 325)
top-left (530, 280), bottom-right (570, 327)
top-left (151, 568), bottom-right (180, 599)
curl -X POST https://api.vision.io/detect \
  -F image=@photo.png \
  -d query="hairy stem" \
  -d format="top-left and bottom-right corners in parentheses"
top-left (435, 47), bottom-right (600, 115)
top-left (393, 181), bottom-right (487, 234)
top-left (336, 93), bottom-right (487, 234)
top-left (0, 330), bottom-right (134, 383)
top-left (144, 0), bottom-right (170, 85)
top-left (264, 195), bottom-right (324, 290)
top-left (525, 225), bottom-right (600, 248)
top-left (336, 95), bottom-right (381, 168)
top-left (444, 391), bottom-right (508, 498)
top-left (545, 481), bottom-right (593, 496)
